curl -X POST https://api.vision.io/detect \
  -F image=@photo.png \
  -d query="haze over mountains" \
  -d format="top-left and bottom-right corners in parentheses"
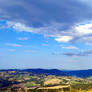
top-left (0, 68), bottom-right (92, 78)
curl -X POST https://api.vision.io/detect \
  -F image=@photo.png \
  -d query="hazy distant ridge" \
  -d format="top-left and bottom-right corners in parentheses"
top-left (0, 69), bottom-right (92, 78)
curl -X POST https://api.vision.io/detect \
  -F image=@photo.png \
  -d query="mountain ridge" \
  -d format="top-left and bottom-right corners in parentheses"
top-left (0, 68), bottom-right (92, 78)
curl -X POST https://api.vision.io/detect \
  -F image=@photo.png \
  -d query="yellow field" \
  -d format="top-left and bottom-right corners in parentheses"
top-left (38, 85), bottom-right (70, 89)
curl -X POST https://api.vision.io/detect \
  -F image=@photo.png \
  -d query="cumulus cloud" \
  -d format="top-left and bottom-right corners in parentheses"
top-left (7, 21), bottom-right (33, 32)
top-left (74, 22), bottom-right (92, 35)
top-left (3, 20), bottom-right (92, 45)
top-left (55, 36), bottom-right (73, 42)
top-left (6, 43), bottom-right (22, 47)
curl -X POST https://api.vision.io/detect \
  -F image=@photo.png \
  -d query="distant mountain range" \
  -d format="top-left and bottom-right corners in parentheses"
top-left (63, 69), bottom-right (92, 78)
top-left (0, 69), bottom-right (92, 78)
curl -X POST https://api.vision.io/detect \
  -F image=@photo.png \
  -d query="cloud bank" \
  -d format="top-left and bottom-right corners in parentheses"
top-left (64, 50), bottom-right (92, 56)
top-left (0, 0), bottom-right (92, 45)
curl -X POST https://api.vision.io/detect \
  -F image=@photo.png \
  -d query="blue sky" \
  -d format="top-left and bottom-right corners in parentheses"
top-left (0, 0), bottom-right (92, 70)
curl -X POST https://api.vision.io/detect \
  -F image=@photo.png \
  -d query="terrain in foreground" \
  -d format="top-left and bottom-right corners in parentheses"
top-left (0, 69), bottom-right (92, 92)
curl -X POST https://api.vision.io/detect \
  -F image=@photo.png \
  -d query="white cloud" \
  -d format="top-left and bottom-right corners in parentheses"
top-left (54, 21), bottom-right (92, 43)
top-left (6, 43), bottom-right (22, 47)
top-left (5, 20), bottom-right (92, 45)
top-left (55, 36), bottom-right (73, 42)
top-left (7, 21), bottom-right (34, 32)
top-left (6, 21), bottom-right (64, 36)
top-left (7, 21), bottom-right (92, 37)
top-left (74, 22), bottom-right (92, 35)
top-left (62, 45), bottom-right (78, 50)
